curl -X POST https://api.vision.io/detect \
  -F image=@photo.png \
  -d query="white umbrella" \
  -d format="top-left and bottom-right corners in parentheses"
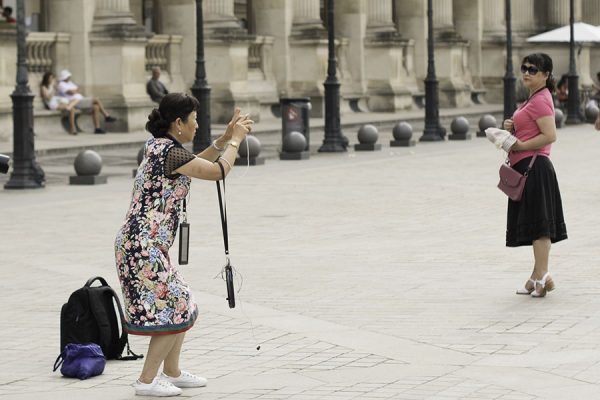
top-left (527, 22), bottom-right (600, 43)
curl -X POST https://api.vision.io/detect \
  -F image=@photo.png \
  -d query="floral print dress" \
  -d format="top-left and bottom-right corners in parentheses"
top-left (115, 137), bottom-right (198, 336)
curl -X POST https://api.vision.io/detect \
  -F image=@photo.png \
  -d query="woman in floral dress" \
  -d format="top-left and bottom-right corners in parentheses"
top-left (115, 93), bottom-right (253, 397)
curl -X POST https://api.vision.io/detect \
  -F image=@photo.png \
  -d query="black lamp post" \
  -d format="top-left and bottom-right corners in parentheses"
top-left (318, 0), bottom-right (345, 153)
top-left (5, 0), bottom-right (44, 189)
top-left (420, 0), bottom-right (444, 141)
top-left (191, 0), bottom-right (212, 153)
top-left (566, 0), bottom-right (582, 125)
top-left (503, 0), bottom-right (516, 121)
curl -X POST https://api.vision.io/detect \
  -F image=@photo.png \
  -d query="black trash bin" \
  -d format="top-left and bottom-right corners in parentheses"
top-left (280, 97), bottom-right (311, 160)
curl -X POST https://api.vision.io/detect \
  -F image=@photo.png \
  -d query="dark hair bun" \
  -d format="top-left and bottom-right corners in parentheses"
top-left (145, 108), bottom-right (170, 137)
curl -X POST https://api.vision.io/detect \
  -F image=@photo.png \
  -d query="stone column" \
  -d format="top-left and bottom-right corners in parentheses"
top-left (94, 0), bottom-right (137, 25)
top-left (293, 0), bottom-right (323, 31)
top-left (394, 0), bottom-right (427, 81)
top-left (547, 0), bottom-right (581, 28)
top-left (46, 0), bottom-right (96, 93)
top-left (454, 0), bottom-right (483, 90)
top-left (512, 0), bottom-right (537, 35)
top-left (482, 0), bottom-right (504, 38)
top-left (336, 0), bottom-right (367, 101)
top-left (158, 0), bottom-right (196, 89)
top-left (288, 0), bottom-right (328, 116)
top-left (89, 0), bottom-right (152, 132)
top-left (433, 0), bottom-right (454, 34)
top-left (204, 0), bottom-right (240, 30)
top-left (364, 0), bottom-right (417, 111)
top-left (582, 0), bottom-right (600, 25)
top-left (480, 0), bottom-right (507, 103)
top-left (367, 0), bottom-right (395, 33)
top-left (251, 0), bottom-right (293, 96)
top-left (0, 31), bottom-right (17, 142)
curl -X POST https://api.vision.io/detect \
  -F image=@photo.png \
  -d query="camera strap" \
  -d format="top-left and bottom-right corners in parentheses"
top-left (216, 160), bottom-right (229, 257)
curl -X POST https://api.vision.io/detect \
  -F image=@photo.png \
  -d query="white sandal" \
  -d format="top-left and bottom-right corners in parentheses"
top-left (516, 279), bottom-right (535, 295)
top-left (531, 273), bottom-right (555, 298)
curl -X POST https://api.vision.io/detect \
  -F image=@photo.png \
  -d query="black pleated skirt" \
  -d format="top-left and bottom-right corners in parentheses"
top-left (506, 155), bottom-right (568, 247)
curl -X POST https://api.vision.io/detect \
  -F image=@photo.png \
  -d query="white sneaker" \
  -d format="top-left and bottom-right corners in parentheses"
top-left (133, 377), bottom-right (182, 397)
top-left (161, 370), bottom-right (208, 388)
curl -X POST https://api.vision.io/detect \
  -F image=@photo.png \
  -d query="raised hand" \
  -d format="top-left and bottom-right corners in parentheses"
top-left (224, 108), bottom-right (254, 142)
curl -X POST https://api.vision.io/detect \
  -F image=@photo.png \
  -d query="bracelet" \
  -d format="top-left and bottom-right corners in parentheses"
top-left (212, 140), bottom-right (225, 152)
top-left (219, 157), bottom-right (233, 170)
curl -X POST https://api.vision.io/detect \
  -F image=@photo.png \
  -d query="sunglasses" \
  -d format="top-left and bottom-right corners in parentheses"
top-left (520, 65), bottom-right (540, 75)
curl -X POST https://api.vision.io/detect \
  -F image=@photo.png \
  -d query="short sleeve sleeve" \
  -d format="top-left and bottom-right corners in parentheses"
top-left (529, 92), bottom-right (554, 120)
top-left (165, 146), bottom-right (196, 178)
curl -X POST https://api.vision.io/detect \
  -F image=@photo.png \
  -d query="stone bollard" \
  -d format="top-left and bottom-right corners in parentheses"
top-left (477, 114), bottom-right (497, 137)
top-left (555, 108), bottom-right (565, 128)
top-left (390, 122), bottom-right (416, 147)
top-left (354, 124), bottom-right (382, 151)
top-left (235, 135), bottom-right (265, 166)
top-left (133, 145), bottom-right (145, 177)
top-left (70, 150), bottom-right (107, 185)
top-left (584, 101), bottom-right (599, 124)
top-left (449, 116), bottom-right (472, 140)
top-left (280, 131), bottom-right (309, 160)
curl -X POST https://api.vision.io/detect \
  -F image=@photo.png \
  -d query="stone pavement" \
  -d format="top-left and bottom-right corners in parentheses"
top-left (2, 122), bottom-right (600, 400)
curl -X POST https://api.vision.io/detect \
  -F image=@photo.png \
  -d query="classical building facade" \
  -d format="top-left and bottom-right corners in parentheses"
top-left (1, 0), bottom-right (600, 141)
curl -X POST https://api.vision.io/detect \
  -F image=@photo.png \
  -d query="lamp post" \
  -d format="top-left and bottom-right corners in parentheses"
top-left (420, 0), bottom-right (444, 142)
top-left (191, 0), bottom-right (212, 153)
top-left (566, 0), bottom-right (582, 125)
top-left (503, 0), bottom-right (516, 121)
top-left (318, 0), bottom-right (346, 153)
top-left (5, 0), bottom-right (44, 189)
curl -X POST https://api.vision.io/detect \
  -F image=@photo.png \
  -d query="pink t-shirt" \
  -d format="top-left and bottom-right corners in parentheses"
top-left (510, 88), bottom-right (554, 165)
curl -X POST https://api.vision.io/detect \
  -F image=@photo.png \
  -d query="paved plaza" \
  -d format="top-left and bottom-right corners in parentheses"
top-left (1, 121), bottom-right (600, 399)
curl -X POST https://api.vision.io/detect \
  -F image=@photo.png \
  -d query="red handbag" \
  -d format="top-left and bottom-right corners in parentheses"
top-left (497, 154), bottom-right (537, 201)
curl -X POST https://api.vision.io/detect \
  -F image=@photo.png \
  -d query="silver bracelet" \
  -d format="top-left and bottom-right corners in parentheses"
top-left (219, 157), bottom-right (233, 170)
top-left (212, 140), bottom-right (225, 152)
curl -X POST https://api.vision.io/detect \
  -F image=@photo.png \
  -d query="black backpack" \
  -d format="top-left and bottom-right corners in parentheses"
top-left (60, 276), bottom-right (143, 361)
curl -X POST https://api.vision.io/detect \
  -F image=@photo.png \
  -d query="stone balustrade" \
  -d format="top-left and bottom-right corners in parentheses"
top-left (25, 32), bottom-right (70, 74)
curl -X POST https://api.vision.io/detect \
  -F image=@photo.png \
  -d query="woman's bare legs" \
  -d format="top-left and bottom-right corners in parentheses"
top-left (162, 332), bottom-right (185, 378)
top-left (138, 334), bottom-right (179, 384)
top-left (532, 237), bottom-right (551, 280)
top-left (59, 99), bottom-right (80, 134)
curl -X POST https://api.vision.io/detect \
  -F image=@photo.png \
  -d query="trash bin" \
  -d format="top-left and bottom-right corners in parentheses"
top-left (280, 97), bottom-right (311, 152)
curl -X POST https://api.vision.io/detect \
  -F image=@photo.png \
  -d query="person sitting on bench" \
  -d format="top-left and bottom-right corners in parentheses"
top-left (57, 69), bottom-right (117, 134)
top-left (40, 71), bottom-right (80, 135)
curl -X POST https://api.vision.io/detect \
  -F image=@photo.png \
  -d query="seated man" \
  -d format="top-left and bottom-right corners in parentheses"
top-left (146, 66), bottom-right (169, 103)
top-left (57, 69), bottom-right (116, 134)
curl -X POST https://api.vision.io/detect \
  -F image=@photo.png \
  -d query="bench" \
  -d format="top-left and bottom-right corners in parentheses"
top-left (33, 108), bottom-right (81, 135)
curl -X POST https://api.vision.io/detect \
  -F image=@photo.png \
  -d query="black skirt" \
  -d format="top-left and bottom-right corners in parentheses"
top-left (506, 155), bottom-right (568, 247)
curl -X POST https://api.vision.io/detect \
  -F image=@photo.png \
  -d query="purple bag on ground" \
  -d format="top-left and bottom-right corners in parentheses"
top-left (53, 343), bottom-right (106, 380)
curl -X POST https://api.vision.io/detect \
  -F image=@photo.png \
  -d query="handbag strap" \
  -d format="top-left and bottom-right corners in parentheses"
top-left (53, 353), bottom-right (64, 372)
top-left (523, 153), bottom-right (538, 177)
top-left (216, 160), bottom-right (228, 255)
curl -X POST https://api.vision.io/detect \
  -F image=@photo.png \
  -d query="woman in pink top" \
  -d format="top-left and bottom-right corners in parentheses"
top-left (503, 53), bottom-right (567, 298)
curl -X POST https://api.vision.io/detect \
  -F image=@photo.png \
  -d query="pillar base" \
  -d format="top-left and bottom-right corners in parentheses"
top-left (235, 157), bottom-right (265, 166)
top-left (390, 139), bottom-right (416, 147)
top-left (354, 143), bottom-right (382, 151)
top-left (280, 151), bottom-right (310, 160)
top-left (365, 34), bottom-right (418, 112)
top-left (69, 175), bottom-right (107, 185)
